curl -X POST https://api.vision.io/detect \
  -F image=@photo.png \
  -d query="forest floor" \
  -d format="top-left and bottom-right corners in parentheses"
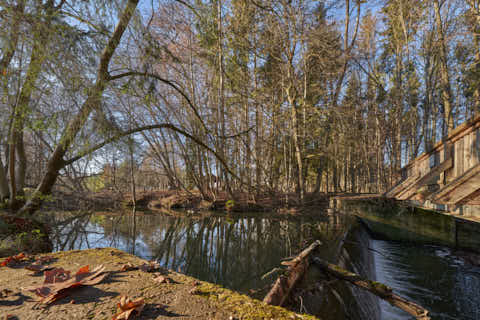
top-left (0, 248), bottom-right (318, 320)
top-left (44, 189), bottom-right (329, 215)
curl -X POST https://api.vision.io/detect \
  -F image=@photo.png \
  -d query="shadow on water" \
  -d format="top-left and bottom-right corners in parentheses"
top-left (44, 210), bottom-right (480, 320)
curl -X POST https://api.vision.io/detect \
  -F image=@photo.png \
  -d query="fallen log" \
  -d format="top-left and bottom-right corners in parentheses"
top-left (312, 257), bottom-right (430, 320)
top-left (263, 240), bottom-right (321, 306)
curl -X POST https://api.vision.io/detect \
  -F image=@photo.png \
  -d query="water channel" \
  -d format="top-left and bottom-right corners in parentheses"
top-left (44, 210), bottom-right (480, 320)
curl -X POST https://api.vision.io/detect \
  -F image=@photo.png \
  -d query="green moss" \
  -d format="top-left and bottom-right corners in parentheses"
top-left (196, 282), bottom-right (320, 320)
top-left (371, 281), bottom-right (392, 293)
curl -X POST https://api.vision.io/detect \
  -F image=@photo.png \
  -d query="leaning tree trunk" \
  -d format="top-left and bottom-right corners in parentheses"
top-left (18, 0), bottom-right (140, 215)
top-left (313, 257), bottom-right (430, 320)
top-left (264, 240), bottom-right (321, 306)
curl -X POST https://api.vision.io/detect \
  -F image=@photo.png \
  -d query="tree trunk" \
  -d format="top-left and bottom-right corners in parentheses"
top-left (263, 240), bottom-right (321, 306)
top-left (18, 0), bottom-right (140, 215)
top-left (0, 158), bottom-right (9, 201)
top-left (312, 257), bottom-right (430, 320)
top-left (434, 0), bottom-right (454, 135)
top-left (288, 93), bottom-right (304, 202)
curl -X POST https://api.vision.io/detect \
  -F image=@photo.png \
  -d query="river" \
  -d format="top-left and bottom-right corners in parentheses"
top-left (45, 210), bottom-right (480, 320)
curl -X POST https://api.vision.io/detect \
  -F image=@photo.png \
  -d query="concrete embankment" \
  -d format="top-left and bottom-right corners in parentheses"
top-left (332, 196), bottom-right (480, 253)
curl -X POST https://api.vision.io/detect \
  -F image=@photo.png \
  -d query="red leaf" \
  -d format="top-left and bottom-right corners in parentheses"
top-left (22, 265), bottom-right (107, 305)
top-left (76, 265), bottom-right (89, 275)
top-left (1, 253), bottom-right (27, 267)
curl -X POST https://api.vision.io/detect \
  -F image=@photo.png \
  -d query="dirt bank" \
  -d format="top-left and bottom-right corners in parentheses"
top-left (43, 190), bottom-right (328, 215)
top-left (0, 248), bottom-right (319, 320)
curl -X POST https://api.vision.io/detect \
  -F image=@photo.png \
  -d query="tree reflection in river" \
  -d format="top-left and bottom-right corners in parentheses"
top-left (47, 211), bottom-right (353, 295)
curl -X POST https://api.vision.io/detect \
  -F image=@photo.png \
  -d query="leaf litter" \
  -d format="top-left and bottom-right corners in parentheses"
top-left (112, 295), bottom-right (145, 320)
top-left (22, 265), bottom-right (108, 305)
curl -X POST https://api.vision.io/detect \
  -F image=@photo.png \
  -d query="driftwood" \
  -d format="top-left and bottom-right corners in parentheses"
top-left (263, 240), bottom-right (322, 306)
top-left (312, 257), bottom-right (430, 320)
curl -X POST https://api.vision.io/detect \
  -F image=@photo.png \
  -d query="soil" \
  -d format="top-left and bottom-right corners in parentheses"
top-left (0, 248), bottom-right (319, 320)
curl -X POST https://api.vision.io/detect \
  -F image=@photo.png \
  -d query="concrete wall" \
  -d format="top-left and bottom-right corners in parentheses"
top-left (336, 197), bottom-right (480, 253)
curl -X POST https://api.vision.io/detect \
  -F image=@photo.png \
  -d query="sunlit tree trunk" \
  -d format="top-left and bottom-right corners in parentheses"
top-left (19, 0), bottom-right (140, 215)
top-left (434, 0), bottom-right (454, 134)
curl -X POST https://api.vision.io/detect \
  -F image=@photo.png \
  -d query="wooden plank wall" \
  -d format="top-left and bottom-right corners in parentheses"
top-left (404, 124), bottom-right (480, 184)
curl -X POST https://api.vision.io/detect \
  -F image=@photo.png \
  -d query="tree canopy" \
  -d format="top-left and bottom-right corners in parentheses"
top-left (0, 0), bottom-right (478, 213)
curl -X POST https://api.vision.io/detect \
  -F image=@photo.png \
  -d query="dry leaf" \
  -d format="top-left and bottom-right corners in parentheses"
top-left (153, 275), bottom-right (171, 284)
top-left (112, 296), bottom-right (145, 320)
top-left (120, 263), bottom-right (137, 272)
top-left (0, 289), bottom-right (13, 298)
top-left (24, 255), bottom-right (55, 274)
top-left (189, 287), bottom-right (200, 295)
top-left (36, 255), bottom-right (54, 264)
top-left (25, 264), bottom-right (53, 274)
top-left (22, 265), bottom-right (108, 304)
top-left (0, 253), bottom-right (26, 267)
top-left (139, 261), bottom-right (160, 273)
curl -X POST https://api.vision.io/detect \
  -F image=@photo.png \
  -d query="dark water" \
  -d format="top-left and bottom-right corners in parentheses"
top-left (46, 211), bottom-right (480, 320)
top-left (371, 240), bottom-right (480, 320)
top-left (47, 212), bottom-right (352, 295)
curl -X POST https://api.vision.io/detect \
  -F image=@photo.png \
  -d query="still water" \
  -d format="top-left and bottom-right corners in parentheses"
top-left (46, 211), bottom-right (480, 320)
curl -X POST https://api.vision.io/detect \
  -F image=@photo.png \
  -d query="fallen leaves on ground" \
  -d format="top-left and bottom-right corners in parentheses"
top-left (25, 256), bottom-right (55, 274)
top-left (139, 261), bottom-right (160, 272)
top-left (112, 295), bottom-right (145, 320)
top-left (152, 274), bottom-right (171, 284)
top-left (22, 265), bottom-right (108, 305)
top-left (0, 253), bottom-right (26, 267)
top-left (35, 255), bottom-right (54, 264)
top-left (24, 264), bottom-right (53, 274)
top-left (189, 287), bottom-right (200, 295)
top-left (119, 263), bottom-right (137, 272)
top-left (0, 289), bottom-right (13, 298)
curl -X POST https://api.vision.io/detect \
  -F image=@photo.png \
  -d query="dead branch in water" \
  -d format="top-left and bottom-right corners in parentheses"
top-left (263, 240), bottom-right (322, 306)
top-left (312, 257), bottom-right (430, 320)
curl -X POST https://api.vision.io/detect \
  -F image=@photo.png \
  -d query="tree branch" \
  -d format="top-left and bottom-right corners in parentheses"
top-left (63, 123), bottom-right (241, 183)
top-left (107, 70), bottom-right (209, 133)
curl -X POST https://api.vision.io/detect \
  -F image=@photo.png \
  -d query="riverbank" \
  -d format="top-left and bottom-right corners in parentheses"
top-left (42, 189), bottom-right (328, 215)
top-left (0, 248), bottom-right (318, 320)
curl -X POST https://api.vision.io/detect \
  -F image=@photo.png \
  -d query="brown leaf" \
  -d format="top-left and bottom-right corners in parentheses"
top-left (25, 264), bottom-right (53, 274)
top-left (0, 289), bottom-right (13, 298)
top-left (153, 275), bottom-right (171, 284)
top-left (189, 287), bottom-right (200, 295)
top-left (0, 253), bottom-right (26, 267)
top-left (36, 255), bottom-right (54, 264)
top-left (112, 296), bottom-right (145, 320)
top-left (22, 265), bottom-right (108, 304)
top-left (139, 261), bottom-right (160, 273)
top-left (120, 263), bottom-right (137, 272)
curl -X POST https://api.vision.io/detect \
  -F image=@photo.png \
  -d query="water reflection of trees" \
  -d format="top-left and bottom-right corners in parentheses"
top-left (49, 212), bottom-right (353, 293)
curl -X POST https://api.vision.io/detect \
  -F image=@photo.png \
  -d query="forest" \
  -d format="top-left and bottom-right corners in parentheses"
top-left (1, 0), bottom-right (479, 213)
